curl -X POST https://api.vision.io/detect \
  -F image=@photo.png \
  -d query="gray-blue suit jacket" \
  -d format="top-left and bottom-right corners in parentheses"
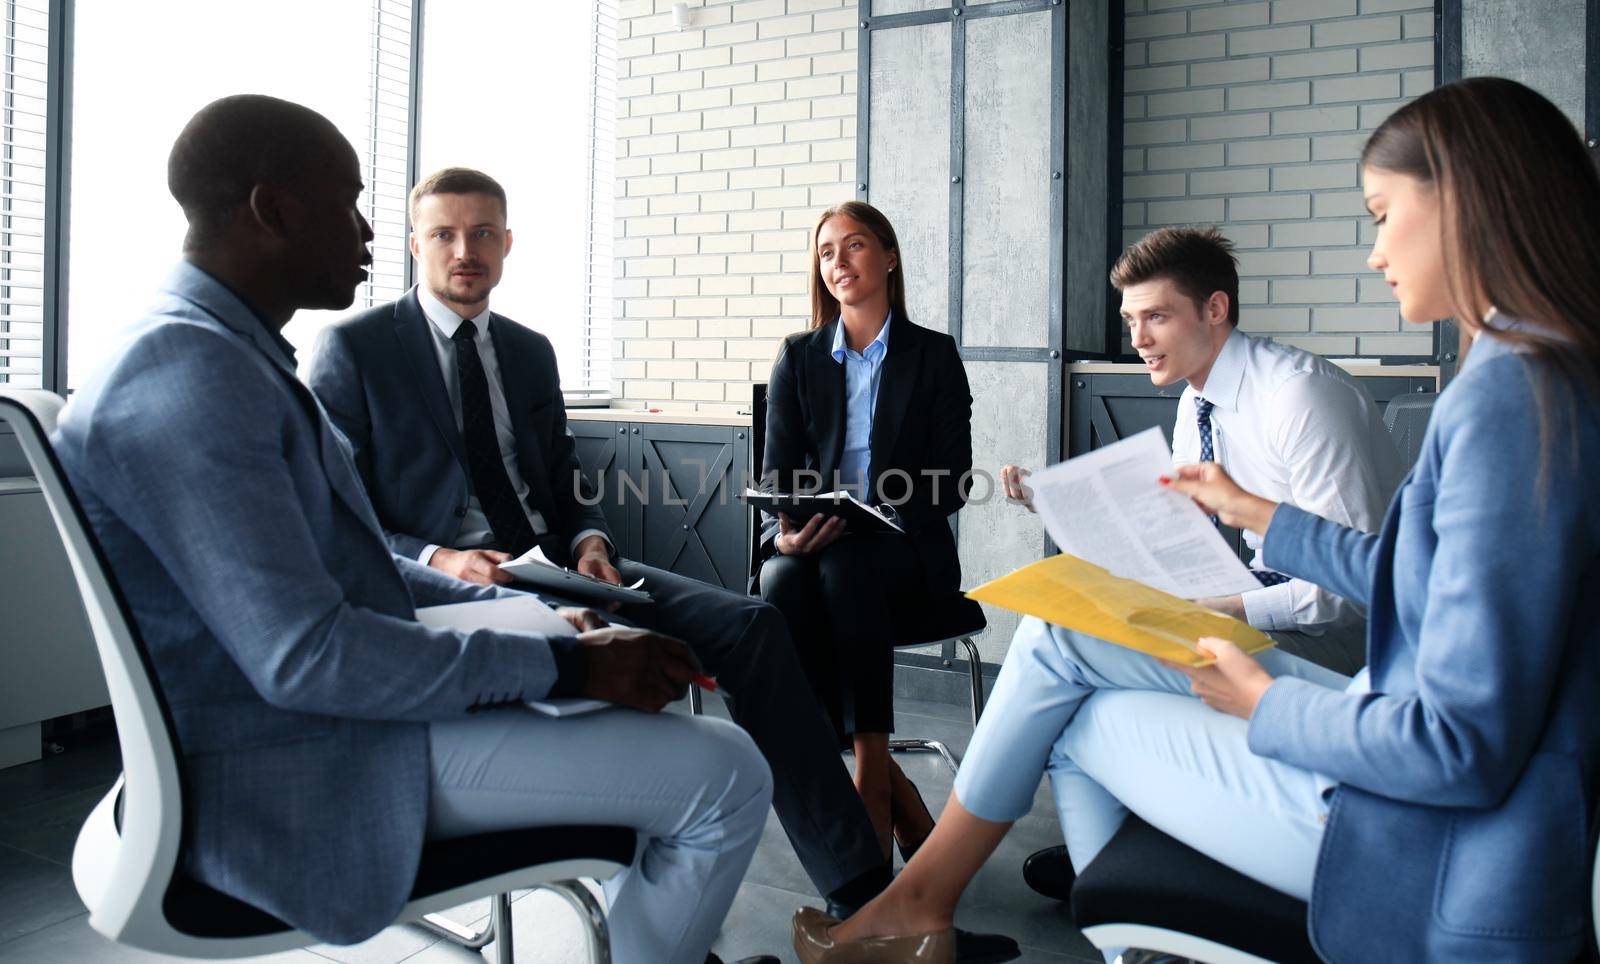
top-left (53, 263), bottom-right (564, 945)
top-left (306, 288), bottom-right (611, 566)
top-left (1251, 326), bottom-right (1600, 961)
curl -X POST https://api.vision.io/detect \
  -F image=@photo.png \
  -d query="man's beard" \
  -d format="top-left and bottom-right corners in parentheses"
top-left (439, 265), bottom-right (490, 304)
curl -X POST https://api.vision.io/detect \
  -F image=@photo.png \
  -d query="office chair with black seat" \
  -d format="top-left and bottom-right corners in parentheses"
top-left (1071, 803), bottom-right (1600, 964)
top-left (0, 390), bottom-right (635, 964)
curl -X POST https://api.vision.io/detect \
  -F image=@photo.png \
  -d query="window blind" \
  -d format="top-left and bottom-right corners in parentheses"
top-left (575, 0), bottom-right (617, 397)
top-left (0, 0), bottom-right (48, 387)
top-left (361, 0), bottom-right (414, 308)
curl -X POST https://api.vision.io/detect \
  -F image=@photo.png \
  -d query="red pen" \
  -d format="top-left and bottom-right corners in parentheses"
top-left (692, 673), bottom-right (718, 693)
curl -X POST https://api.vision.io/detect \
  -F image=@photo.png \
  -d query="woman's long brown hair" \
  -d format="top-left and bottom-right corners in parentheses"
top-left (1362, 77), bottom-right (1600, 469)
top-left (808, 200), bottom-right (909, 330)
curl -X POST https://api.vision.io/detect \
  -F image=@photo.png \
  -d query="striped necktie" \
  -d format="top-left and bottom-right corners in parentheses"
top-left (1195, 395), bottom-right (1291, 588)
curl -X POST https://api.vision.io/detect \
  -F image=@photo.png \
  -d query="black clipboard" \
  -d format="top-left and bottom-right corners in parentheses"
top-left (740, 489), bottom-right (905, 534)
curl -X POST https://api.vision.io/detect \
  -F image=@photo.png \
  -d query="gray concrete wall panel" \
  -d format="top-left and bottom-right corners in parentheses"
top-left (869, 22), bottom-right (953, 333)
top-left (962, 11), bottom-right (1054, 349)
top-left (1463, 0), bottom-right (1585, 131)
top-left (959, 360), bottom-right (1050, 662)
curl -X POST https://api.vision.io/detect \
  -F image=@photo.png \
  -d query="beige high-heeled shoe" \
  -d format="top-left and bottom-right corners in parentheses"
top-left (791, 906), bottom-right (956, 964)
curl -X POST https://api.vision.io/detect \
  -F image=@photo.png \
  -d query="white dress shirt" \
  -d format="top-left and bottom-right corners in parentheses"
top-left (1171, 328), bottom-right (1404, 638)
top-left (415, 285), bottom-right (605, 564)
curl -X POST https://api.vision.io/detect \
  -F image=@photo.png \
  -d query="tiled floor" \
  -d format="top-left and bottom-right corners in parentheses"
top-left (0, 697), bottom-right (1103, 963)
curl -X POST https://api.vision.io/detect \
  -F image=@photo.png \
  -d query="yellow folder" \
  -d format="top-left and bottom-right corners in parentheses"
top-left (966, 553), bottom-right (1276, 667)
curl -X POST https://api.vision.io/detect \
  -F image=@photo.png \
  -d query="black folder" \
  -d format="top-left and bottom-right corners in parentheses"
top-left (740, 489), bottom-right (905, 534)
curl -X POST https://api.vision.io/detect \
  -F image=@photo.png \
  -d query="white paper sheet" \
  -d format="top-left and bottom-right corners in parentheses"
top-left (414, 597), bottom-right (613, 718)
top-left (1026, 427), bottom-right (1264, 598)
top-left (415, 595), bottom-right (579, 638)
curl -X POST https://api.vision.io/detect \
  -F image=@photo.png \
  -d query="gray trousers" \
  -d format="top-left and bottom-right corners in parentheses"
top-left (427, 708), bottom-right (771, 964)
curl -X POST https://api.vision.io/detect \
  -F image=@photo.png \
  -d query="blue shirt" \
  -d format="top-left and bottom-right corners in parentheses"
top-left (830, 312), bottom-right (892, 496)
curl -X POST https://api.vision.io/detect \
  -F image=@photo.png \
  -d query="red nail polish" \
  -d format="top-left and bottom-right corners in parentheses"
top-left (1158, 475), bottom-right (1172, 484)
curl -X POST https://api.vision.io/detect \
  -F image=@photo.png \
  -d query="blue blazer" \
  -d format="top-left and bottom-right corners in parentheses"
top-left (53, 264), bottom-right (563, 944)
top-left (306, 289), bottom-right (611, 566)
top-left (1251, 327), bottom-right (1600, 961)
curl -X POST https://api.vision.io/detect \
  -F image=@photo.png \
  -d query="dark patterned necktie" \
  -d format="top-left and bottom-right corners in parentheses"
top-left (452, 322), bottom-right (537, 555)
top-left (1195, 395), bottom-right (1291, 588)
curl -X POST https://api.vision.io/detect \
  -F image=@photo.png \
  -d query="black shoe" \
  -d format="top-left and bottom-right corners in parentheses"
top-left (893, 777), bottom-right (935, 863)
top-left (953, 927), bottom-right (1021, 963)
top-left (705, 955), bottom-right (779, 964)
top-left (824, 902), bottom-right (1018, 964)
top-left (1022, 844), bottom-right (1075, 901)
top-left (824, 898), bottom-right (855, 921)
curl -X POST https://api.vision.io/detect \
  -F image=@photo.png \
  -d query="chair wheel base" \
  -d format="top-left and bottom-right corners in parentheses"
top-left (888, 738), bottom-right (960, 775)
top-left (417, 901), bottom-right (497, 950)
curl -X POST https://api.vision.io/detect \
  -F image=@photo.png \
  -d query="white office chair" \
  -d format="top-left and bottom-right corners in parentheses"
top-left (0, 390), bottom-right (634, 964)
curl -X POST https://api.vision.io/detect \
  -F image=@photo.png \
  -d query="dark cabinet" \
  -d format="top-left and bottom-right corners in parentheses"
top-left (1067, 371), bottom-right (1436, 456)
top-left (568, 417), bottom-right (751, 592)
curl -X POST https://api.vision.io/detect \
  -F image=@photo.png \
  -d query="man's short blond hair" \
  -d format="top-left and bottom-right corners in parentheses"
top-left (407, 167), bottom-right (507, 225)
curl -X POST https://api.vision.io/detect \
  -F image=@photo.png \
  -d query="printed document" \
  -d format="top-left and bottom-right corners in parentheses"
top-left (1025, 426), bottom-right (1263, 598)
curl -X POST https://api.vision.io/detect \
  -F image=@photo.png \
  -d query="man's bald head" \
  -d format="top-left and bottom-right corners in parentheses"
top-left (167, 94), bottom-right (350, 249)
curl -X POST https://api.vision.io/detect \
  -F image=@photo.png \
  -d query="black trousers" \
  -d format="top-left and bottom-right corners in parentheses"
top-left (608, 557), bottom-right (885, 898)
top-left (758, 533), bottom-right (929, 745)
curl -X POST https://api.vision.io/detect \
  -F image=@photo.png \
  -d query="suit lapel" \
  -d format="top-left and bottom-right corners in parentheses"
top-left (169, 286), bottom-right (391, 540)
top-left (393, 291), bottom-right (469, 471)
top-left (868, 322), bottom-right (920, 474)
top-left (486, 315), bottom-right (551, 504)
top-left (164, 265), bottom-right (398, 547)
top-left (308, 392), bottom-right (392, 540)
top-left (805, 322), bottom-right (847, 484)
top-left (488, 315), bottom-right (536, 439)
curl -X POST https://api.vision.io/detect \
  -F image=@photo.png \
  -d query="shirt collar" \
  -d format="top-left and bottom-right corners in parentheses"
top-left (417, 283), bottom-right (492, 341)
top-left (163, 260), bottom-right (298, 372)
top-left (1193, 327), bottom-right (1247, 412)
top-left (1462, 307), bottom-right (1568, 374)
top-left (830, 310), bottom-right (893, 364)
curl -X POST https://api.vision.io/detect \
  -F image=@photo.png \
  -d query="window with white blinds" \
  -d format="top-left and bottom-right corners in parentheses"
top-left (419, 0), bottom-right (617, 399)
top-left (68, 0), bottom-right (417, 382)
top-left (0, 0), bottom-right (47, 389)
top-left (362, 0), bottom-right (415, 308)
top-left (577, 0), bottom-right (617, 398)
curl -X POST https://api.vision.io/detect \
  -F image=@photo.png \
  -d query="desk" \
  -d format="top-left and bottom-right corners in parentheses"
top-left (0, 476), bottom-right (108, 767)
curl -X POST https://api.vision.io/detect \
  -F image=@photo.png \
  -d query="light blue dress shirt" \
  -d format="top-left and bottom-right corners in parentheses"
top-left (830, 312), bottom-right (892, 497)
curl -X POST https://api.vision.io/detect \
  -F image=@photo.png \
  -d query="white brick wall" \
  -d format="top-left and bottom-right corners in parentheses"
top-left (1123, 0), bottom-right (1436, 357)
top-left (611, 1), bottom-right (1438, 409)
top-left (612, 0), bottom-right (858, 412)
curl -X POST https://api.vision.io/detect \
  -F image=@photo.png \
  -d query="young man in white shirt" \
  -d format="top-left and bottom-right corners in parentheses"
top-left (1001, 225), bottom-right (1403, 899)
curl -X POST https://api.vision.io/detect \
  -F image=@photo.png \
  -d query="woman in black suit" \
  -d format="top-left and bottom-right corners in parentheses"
top-left (758, 201), bottom-right (973, 862)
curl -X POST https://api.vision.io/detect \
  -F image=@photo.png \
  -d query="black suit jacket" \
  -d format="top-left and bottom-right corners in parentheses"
top-left (760, 316), bottom-right (973, 592)
top-left (306, 287), bottom-right (610, 566)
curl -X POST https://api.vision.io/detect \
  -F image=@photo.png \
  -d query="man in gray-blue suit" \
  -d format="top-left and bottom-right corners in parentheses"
top-left (52, 95), bottom-right (777, 964)
top-left (306, 169), bottom-right (925, 930)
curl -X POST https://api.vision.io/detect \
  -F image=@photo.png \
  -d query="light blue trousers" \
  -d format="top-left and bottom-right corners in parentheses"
top-left (954, 617), bottom-right (1350, 906)
top-left (425, 708), bottom-right (773, 964)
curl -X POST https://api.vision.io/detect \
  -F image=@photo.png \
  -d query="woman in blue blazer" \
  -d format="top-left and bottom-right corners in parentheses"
top-left (760, 201), bottom-right (973, 866)
top-left (794, 78), bottom-right (1600, 964)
